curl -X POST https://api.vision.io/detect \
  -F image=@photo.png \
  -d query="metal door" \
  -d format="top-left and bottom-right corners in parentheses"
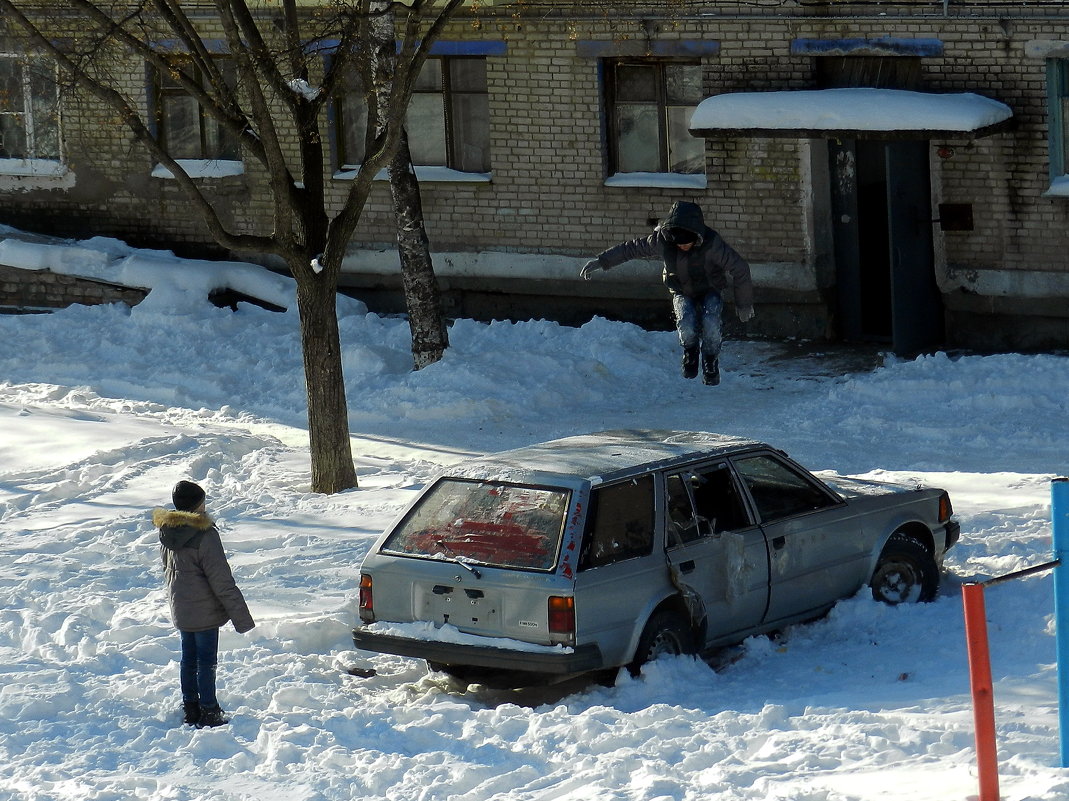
top-left (828, 138), bottom-right (864, 342)
top-left (663, 464), bottom-right (770, 645)
top-left (828, 138), bottom-right (945, 355)
top-left (886, 140), bottom-right (944, 356)
top-left (731, 452), bottom-right (867, 623)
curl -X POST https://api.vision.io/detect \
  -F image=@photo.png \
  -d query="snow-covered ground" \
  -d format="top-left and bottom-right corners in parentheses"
top-left (1, 232), bottom-right (1068, 800)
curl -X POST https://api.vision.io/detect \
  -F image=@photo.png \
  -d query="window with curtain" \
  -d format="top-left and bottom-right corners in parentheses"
top-left (336, 56), bottom-right (490, 174)
top-left (0, 54), bottom-right (60, 161)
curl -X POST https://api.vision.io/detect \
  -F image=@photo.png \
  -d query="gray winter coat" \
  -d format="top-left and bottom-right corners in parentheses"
top-left (154, 508), bottom-right (255, 634)
top-left (593, 201), bottom-right (754, 307)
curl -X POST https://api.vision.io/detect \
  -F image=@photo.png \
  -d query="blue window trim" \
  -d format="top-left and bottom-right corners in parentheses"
top-left (311, 39), bottom-right (506, 57)
top-left (428, 41), bottom-right (506, 57)
top-left (791, 37), bottom-right (943, 58)
top-left (1049, 59), bottom-right (1068, 179)
top-left (576, 40), bottom-right (719, 59)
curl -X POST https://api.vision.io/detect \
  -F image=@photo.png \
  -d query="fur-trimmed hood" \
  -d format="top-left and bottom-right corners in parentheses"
top-left (153, 508), bottom-right (215, 550)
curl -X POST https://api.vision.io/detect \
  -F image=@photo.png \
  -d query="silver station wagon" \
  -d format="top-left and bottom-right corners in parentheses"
top-left (353, 430), bottom-right (960, 686)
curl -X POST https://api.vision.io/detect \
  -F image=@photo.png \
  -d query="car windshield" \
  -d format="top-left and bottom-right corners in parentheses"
top-left (380, 479), bottom-right (570, 571)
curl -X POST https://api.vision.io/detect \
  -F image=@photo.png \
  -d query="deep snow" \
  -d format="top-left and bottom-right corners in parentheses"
top-left (1, 231), bottom-right (1068, 800)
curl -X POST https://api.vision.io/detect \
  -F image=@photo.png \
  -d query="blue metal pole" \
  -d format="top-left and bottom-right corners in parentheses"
top-left (1053, 478), bottom-right (1069, 767)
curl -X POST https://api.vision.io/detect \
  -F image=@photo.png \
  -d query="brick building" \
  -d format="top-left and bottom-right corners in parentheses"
top-left (1, 1), bottom-right (1067, 353)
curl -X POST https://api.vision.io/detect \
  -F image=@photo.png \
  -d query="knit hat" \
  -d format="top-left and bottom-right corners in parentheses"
top-left (172, 480), bottom-right (206, 512)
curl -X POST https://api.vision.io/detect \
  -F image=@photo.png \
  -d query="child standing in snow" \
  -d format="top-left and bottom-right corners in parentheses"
top-left (153, 480), bottom-right (255, 728)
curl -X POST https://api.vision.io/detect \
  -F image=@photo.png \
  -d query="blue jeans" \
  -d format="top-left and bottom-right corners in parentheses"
top-left (672, 291), bottom-right (723, 359)
top-left (180, 628), bottom-right (219, 709)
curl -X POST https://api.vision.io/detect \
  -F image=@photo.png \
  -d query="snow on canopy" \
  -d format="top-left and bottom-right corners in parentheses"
top-left (690, 88), bottom-right (1013, 134)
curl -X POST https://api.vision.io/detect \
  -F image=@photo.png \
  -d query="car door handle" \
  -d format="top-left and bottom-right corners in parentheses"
top-left (432, 585), bottom-right (454, 595)
top-left (679, 560), bottom-right (695, 574)
top-left (772, 536), bottom-right (786, 550)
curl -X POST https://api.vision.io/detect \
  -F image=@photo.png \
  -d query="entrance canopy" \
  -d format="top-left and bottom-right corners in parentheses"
top-left (689, 88), bottom-right (1014, 140)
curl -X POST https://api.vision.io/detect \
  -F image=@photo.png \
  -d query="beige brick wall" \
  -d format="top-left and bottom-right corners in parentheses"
top-left (2, 3), bottom-right (1069, 347)
top-left (0, 264), bottom-right (146, 311)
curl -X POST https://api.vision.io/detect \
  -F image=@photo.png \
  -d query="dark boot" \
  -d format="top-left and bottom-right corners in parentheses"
top-left (702, 357), bottom-right (720, 386)
top-left (182, 701), bottom-right (201, 726)
top-left (197, 705), bottom-right (229, 728)
top-left (681, 347), bottom-right (700, 379)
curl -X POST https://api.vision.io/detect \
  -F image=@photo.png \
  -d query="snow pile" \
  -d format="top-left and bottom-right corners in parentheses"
top-left (1, 229), bottom-right (1068, 800)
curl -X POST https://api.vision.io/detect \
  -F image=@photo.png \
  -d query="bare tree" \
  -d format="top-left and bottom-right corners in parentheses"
top-left (0, 0), bottom-right (467, 492)
top-left (367, 1), bottom-right (449, 370)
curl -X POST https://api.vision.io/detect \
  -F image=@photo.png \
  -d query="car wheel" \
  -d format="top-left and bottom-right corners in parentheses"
top-left (870, 534), bottom-right (940, 604)
top-left (627, 610), bottom-right (695, 676)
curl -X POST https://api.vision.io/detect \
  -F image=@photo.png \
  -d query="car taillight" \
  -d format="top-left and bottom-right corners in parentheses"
top-left (359, 574), bottom-right (374, 622)
top-left (548, 596), bottom-right (575, 636)
top-left (939, 492), bottom-right (954, 523)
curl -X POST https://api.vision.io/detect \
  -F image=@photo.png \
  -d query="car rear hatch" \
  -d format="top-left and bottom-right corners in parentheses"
top-left (358, 477), bottom-right (580, 647)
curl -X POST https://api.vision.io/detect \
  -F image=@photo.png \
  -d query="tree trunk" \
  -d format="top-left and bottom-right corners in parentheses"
top-left (296, 274), bottom-right (358, 493)
top-left (388, 130), bottom-right (450, 370)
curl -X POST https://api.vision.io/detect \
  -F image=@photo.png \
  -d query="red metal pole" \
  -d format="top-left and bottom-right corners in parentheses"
top-left (962, 582), bottom-right (1000, 801)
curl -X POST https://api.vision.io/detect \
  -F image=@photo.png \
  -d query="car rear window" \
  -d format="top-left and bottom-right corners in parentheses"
top-left (380, 479), bottom-right (570, 571)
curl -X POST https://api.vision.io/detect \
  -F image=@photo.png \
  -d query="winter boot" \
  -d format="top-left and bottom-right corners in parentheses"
top-left (702, 357), bottom-right (721, 386)
top-left (197, 705), bottom-right (229, 728)
top-left (182, 701), bottom-right (201, 726)
top-left (681, 347), bottom-right (700, 379)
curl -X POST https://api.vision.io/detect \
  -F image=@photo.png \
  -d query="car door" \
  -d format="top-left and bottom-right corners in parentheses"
top-left (663, 462), bottom-right (770, 645)
top-left (572, 474), bottom-right (667, 667)
top-left (731, 452), bottom-right (868, 623)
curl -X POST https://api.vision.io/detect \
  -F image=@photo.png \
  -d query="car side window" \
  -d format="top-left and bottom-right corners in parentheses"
top-left (733, 454), bottom-right (836, 523)
top-left (667, 463), bottom-right (751, 547)
top-left (666, 474), bottom-right (702, 545)
top-left (579, 475), bottom-right (655, 570)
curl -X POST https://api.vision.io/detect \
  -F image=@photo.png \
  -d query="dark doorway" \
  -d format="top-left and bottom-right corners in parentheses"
top-left (827, 139), bottom-right (944, 356)
top-left (820, 55), bottom-right (944, 356)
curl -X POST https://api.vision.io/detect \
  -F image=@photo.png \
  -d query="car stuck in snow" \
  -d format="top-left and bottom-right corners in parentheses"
top-left (353, 430), bottom-right (960, 686)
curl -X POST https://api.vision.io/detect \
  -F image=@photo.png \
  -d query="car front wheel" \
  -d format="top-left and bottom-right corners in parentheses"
top-left (870, 533), bottom-right (940, 604)
top-left (627, 610), bottom-right (696, 676)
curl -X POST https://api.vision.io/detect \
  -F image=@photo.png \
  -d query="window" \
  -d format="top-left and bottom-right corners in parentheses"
top-left (605, 60), bottom-right (703, 175)
top-left (732, 455), bottom-right (836, 524)
top-left (152, 58), bottom-right (239, 161)
top-left (666, 463), bottom-right (750, 546)
top-left (0, 54), bottom-right (60, 161)
top-left (815, 56), bottom-right (922, 90)
top-left (381, 479), bottom-right (569, 572)
top-left (1048, 59), bottom-right (1069, 183)
top-left (579, 475), bottom-right (655, 570)
top-left (336, 56), bottom-right (490, 174)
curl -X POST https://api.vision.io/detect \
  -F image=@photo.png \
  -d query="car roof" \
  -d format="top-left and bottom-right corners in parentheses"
top-left (447, 429), bottom-right (764, 486)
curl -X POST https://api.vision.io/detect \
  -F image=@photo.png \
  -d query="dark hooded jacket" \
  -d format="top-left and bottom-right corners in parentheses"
top-left (592, 201), bottom-right (754, 307)
top-left (154, 508), bottom-right (255, 634)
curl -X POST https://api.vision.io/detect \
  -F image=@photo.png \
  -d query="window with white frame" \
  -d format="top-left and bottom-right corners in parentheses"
top-left (151, 57), bottom-right (239, 162)
top-left (336, 56), bottom-right (490, 175)
top-left (604, 59), bottom-right (704, 176)
top-left (1049, 59), bottom-right (1069, 185)
top-left (0, 54), bottom-right (61, 162)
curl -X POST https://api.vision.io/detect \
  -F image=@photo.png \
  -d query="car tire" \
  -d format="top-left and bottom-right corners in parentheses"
top-left (627, 610), bottom-right (696, 676)
top-left (870, 533), bottom-right (940, 605)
